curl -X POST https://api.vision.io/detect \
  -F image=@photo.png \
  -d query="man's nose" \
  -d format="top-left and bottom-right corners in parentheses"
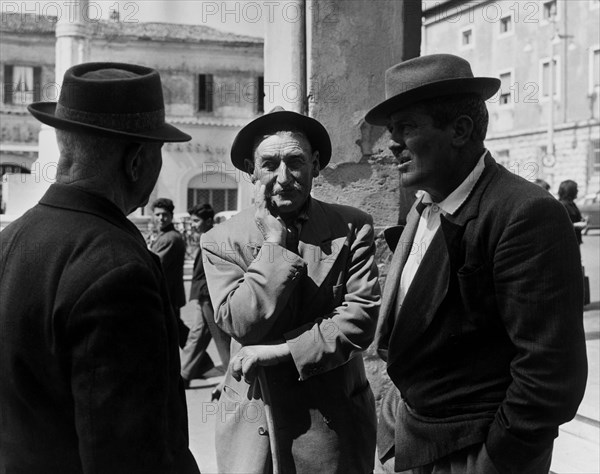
top-left (389, 140), bottom-right (405, 158)
top-left (275, 163), bottom-right (292, 184)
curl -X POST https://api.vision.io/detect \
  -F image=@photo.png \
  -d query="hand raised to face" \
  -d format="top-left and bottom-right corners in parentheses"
top-left (253, 181), bottom-right (287, 246)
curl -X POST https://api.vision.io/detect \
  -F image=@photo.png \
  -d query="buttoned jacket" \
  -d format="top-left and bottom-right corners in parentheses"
top-left (201, 198), bottom-right (381, 474)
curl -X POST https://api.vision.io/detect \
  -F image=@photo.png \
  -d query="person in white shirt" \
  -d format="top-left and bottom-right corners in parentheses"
top-left (367, 54), bottom-right (587, 474)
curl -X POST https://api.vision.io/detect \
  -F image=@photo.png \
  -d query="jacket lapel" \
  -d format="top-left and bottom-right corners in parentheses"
top-left (386, 153), bottom-right (500, 364)
top-left (374, 197), bottom-right (424, 361)
top-left (298, 199), bottom-right (346, 301)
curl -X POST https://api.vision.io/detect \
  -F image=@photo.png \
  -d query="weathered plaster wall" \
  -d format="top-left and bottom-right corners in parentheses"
top-left (308, 0), bottom-right (422, 404)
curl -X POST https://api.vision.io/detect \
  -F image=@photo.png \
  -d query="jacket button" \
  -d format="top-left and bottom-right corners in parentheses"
top-left (258, 426), bottom-right (268, 436)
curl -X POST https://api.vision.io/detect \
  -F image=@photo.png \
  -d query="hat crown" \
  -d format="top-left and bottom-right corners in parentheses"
top-left (385, 54), bottom-right (474, 99)
top-left (58, 62), bottom-right (164, 114)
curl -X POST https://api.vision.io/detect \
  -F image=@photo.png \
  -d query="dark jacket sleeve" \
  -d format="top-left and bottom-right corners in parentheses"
top-left (485, 197), bottom-right (588, 473)
top-left (67, 262), bottom-right (198, 474)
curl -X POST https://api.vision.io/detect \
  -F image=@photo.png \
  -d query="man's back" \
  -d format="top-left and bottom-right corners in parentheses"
top-left (0, 184), bottom-right (195, 474)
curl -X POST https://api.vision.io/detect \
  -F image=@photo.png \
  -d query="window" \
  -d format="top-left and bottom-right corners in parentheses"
top-left (542, 0), bottom-right (557, 21)
top-left (187, 188), bottom-right (237, 213)
top-left (198, 74), bottom-right (213, 112)
top-left (257, 76), bottom-right (264, 113)
top-left (499, 15), bottom-right (513, 36)
top-left (460, 27), bottom-right (473, 49)
top-left (3, 65), bottom-right (41, 105)
top-left (541, 57), bottom-right (559, 99)
top-left (499, 71), bottom-right (513, 105)
top-left (187, 172), bottom-right (238, 213)
top-left (591, 138), bottom-right (600, 173)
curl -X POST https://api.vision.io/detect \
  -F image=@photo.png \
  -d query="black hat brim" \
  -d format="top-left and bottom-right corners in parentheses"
top-left (28, 102), bottom-right (191, 143)
top-left (365, 77), bottom-right (501, 126)
top-left (231, 111), bottom-right (332, 172)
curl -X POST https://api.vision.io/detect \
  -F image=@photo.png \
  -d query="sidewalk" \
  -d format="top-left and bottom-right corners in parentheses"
top-left (550, 308), bottom-right (600, 474)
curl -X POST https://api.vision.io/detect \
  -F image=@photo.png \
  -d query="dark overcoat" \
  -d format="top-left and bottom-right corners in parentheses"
top-left (201, 198), bottom-right (381, 474)
top-left (150, 223), bottom-right (186, 309)
top-left (0, 184), bottom-right (198, 474)
top-left (375, 154), bottom-right (588, 473)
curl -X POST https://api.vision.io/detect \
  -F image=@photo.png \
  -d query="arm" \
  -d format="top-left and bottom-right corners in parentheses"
top-left (201, 235), bottom-right (307, 345)
top-left (68, 263), bottom-right (191, 474)
top-left (485, 197), bottom-right (588, 472)
top-left (284, 216), bottom-right (381, 380)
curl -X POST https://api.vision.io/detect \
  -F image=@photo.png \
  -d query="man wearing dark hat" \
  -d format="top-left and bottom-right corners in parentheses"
top-left (200, 107), bottom-right (381, 473)
top-left (367, 54), bottom-right (587, 473)
top-left (0, 63), bottom-right (199, 473)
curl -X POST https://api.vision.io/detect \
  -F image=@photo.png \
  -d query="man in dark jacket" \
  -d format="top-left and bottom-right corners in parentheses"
top-left (0, 63), bottom-right (199, 474)
top-left (180, 204), bottom-right (231, 391)
top-left (367, 54), bottom-right (587, 474)
top-left (150, 197), bottom-right (188, 347)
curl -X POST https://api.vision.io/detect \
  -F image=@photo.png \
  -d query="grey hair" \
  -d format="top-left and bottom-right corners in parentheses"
top-left (55, 130), bottom-right (129, 182)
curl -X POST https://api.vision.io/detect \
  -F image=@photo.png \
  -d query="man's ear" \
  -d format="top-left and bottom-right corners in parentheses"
top-left (312, 151), bottom-right (320, 177)
top-left (244, 158), bottom-right (256, 181)
top-left (452, 115), bottom-right (474, 147)
top-left (123, 143), bottom-right (145, 182)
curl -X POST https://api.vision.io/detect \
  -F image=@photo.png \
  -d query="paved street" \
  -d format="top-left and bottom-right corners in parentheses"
top-left (182, 232), bottom-right (600, 474)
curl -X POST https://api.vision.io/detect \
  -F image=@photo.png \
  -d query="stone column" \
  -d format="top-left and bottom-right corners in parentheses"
top-left (308, 0), bottom-right (421, 226)
top-left (263, 0), bottom-right (306, 113)
top-left (5, 1), bottom-right (90, 216)
top-left (37, 0), bottom-right (90, 181)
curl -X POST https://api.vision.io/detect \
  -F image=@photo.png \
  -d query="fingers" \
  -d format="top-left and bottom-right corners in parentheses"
top-left (241, 356), bottom-right (258, 384)
top-left (254, 182), bottom-right (267, 210)
top-left (230, 349), bottom-right (258, 384)
top-left (230, 352), bottom-right (244, 382)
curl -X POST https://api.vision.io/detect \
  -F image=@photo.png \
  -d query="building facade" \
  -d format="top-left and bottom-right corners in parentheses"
top-left (423, 0), bottom-right (600, 195)
top-left (0, 12), bottom-right (263, 216)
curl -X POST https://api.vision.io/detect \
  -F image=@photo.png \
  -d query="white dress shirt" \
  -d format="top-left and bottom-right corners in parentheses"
top-left (398, 151), bottom-right (487, 304)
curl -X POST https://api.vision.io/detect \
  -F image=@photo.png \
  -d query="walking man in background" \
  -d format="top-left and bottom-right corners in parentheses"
top-left (201, 107), bottom-right (381, 473)
top-left (181, 203), bottom-right (231, 393)
top-left (0, 62), bottom-right (199, 473)
top-left (368, 54), bottom-right (588, 474)
top-left (151, 197), bottom-right (188, 347)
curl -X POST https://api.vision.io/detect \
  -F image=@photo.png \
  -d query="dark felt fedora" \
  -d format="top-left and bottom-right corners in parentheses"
top-left (28, 62), bottom-right (191, 142)
top-left (230, 106), bottom-right (332, 172)
top-left (365, 54), bottom-right (501, 126)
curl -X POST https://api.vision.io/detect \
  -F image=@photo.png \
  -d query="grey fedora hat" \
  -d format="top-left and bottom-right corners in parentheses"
top-left (365, 54), bottom-right (500, 126)
top-left (28, 62), bottom-right (191, 143)
top-left (230, 106), bottom-right (332, 172)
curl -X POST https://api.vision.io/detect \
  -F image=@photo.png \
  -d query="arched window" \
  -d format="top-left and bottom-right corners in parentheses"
top-left (187, 172), bottom-right (238, 213)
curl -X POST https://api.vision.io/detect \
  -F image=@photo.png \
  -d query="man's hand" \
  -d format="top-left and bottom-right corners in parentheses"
top-left (254, 182), bottom-right (286, 245)
top-left (230, 343), bottom-right (291, 384)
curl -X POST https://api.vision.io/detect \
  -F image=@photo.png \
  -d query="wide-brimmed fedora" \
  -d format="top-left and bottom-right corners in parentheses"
top-left (230, 106), bottom-right (331, 172)
top-left (28, 62), bottom-right (191, 142)
top-left (365, 54), bottom-right (500, 126)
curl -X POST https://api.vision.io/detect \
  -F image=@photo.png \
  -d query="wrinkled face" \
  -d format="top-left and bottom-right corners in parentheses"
top-left (190, 215), bottom-right (212, 234)
top-left (388, 107), bottom-right (455, 195)
top-left (248, 131), bottom-right (319, 217)
top-left (153, 206), bottom-right (173, 230)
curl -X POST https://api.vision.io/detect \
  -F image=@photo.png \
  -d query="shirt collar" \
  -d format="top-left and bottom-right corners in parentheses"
top-left (419, 150), bottom-right (487, 216)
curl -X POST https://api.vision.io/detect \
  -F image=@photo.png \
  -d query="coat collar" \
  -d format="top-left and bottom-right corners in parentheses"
top-left (243, 198), bottom-right (345, 292)
top-left (377, 153), bottom-right (499, 364)
top-left (39, 183), bottom-right (146, 247)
